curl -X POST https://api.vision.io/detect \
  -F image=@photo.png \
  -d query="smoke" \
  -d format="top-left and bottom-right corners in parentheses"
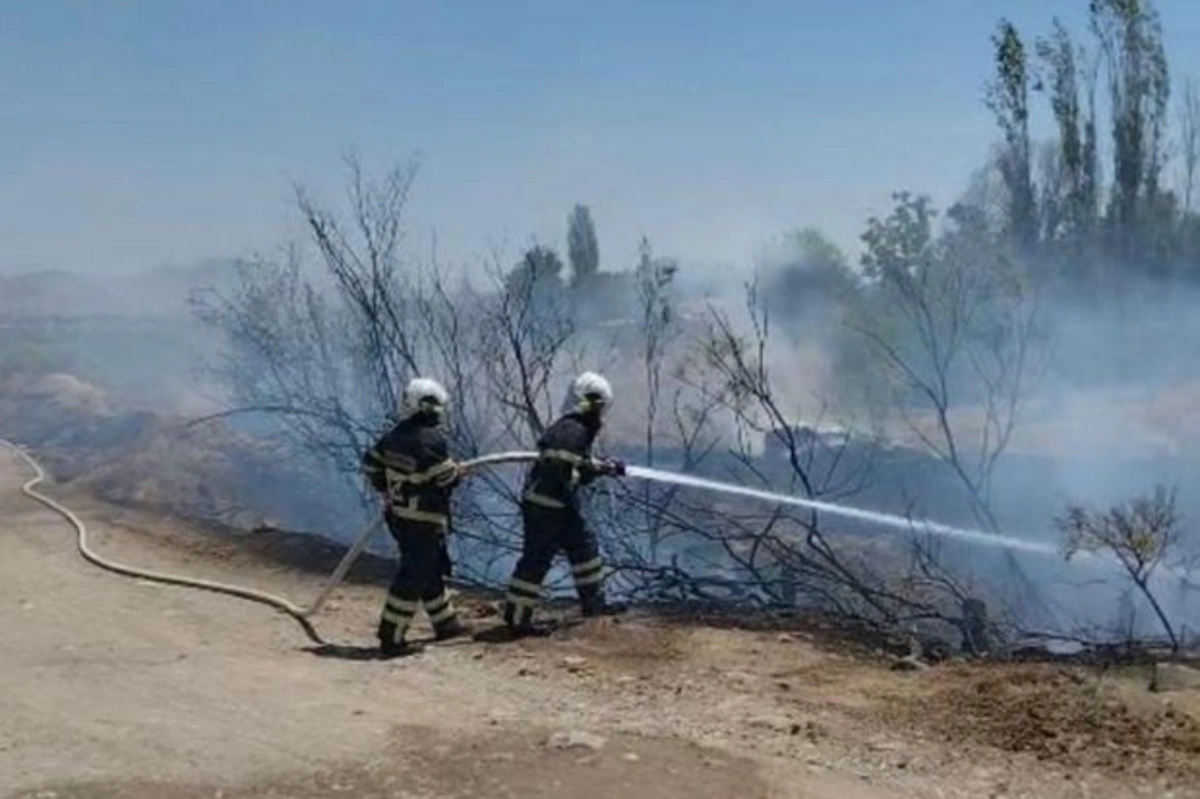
top-left (4, 187), bottom-right (1197, 649)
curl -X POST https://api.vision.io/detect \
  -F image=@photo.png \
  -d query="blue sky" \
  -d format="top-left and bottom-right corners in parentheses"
top-left (4, 1), bottom-right (1200, 276)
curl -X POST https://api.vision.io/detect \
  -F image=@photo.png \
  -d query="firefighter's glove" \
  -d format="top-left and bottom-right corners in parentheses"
top-left (598, 457), bottom-right (626, 477)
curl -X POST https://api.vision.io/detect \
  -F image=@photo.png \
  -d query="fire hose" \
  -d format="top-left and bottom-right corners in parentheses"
top-left (1, 438), bottom-right (539, 645)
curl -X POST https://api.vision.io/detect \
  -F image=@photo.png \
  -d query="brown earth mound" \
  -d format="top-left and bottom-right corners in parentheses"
top-left (889, 663), bottom-right (1200, 781)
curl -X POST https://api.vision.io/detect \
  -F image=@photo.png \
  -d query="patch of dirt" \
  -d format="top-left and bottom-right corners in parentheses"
top-left (885, 663), bottom-right (1200, 781)
top-left (12, 727), bottom-right (770, 799)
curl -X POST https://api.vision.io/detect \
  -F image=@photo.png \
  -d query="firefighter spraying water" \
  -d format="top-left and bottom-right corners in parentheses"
top-left (349, 372), bottom-right (1058, 656)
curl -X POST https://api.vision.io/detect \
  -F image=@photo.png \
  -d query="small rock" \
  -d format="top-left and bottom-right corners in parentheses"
top-left (483, 752), bottom-right (516, 763)
top-left (622, 752), bottom-right (640, 762)
top-left (615, 675), bottom-right (637, 685)
top-left (547, 730), bottom-right (608, 751)
top-left (804, 720), bottom-right (829, 743)
top-left (777, 681), bottom-right (791, 691)
top-left (561, 655), bottom-right (589, 672)
top-left (776, 633), bottom-right (796, 643)
top-left (747, 715), bottom-right (792, 733)
top-left (725, 670), bottom-right (756, 688)
top-left (1150, 662), bottom-right (1200, 693)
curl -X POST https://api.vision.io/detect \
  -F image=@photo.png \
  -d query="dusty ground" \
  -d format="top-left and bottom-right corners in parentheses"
top-left (3, 449), bottom-right (1199, 799)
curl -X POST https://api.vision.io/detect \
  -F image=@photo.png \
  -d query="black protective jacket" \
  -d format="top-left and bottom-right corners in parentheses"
top-left (521, 412), bottom-right (604, 510)
top-left (362, 412), bottom-right (459, 529)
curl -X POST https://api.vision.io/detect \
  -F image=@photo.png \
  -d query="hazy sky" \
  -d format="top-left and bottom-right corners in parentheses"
top-left (4, 1), bottom-right (1200, 276)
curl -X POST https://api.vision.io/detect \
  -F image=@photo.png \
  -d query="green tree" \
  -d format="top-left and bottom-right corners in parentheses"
top-left (505, 245), bottom-right (566, 298)
top-left (567, 204), bottom-right (600, 288)
top-left (1057, 485), bottom-right (1187, 652)
top-left (988, 20), bottom-right (1038, 254)
top-left (1035, 19), bottom-right (1100, 253)
top-left (1089, 0), bottom-right (1170, 265)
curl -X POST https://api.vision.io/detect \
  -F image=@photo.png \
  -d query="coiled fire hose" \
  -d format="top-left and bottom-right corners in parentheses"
top-left (1, 439), bottom-right (538, 645)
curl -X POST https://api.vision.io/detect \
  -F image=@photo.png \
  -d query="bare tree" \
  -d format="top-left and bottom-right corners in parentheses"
top-left (483, 249), bottom-right (576, 440)
top-left (633, 237), bottom-right (678, 560)
top-left (1057, 485), bottom-right (1188, 653)
top-left (691, 281), bottom-right (980, 637)
top-left (854, 194), bottom-right (1047, 534)
top-left (191, 155), bottom-right (442, 480)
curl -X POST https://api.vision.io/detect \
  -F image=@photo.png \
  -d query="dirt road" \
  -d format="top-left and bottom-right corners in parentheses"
top-left (1, 448), bottom-right (1195, 799)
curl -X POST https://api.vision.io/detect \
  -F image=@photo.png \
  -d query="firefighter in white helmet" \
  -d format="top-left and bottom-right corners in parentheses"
top-left (503, 372), bottom-right (627, 636)
top-left (361, 377), bottom-right (469, 657)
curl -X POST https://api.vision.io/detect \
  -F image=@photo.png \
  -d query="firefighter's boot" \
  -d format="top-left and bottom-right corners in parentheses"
top-left (377, 620), bottom-right (423, 659)
top-left (433, 615), bottom-right (471, 642)
top-left (578, 585), bottom-right (628, 618)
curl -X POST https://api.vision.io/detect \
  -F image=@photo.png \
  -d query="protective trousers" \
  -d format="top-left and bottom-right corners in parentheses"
top-left (503, 504), bottom-right (606, 629)
top-left (378, 515), bottom-right (460, 646)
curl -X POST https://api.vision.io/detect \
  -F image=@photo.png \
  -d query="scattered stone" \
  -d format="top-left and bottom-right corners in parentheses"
top-left (561, 655), bottom-right (589, 672)
top-left (776, 633), bottom-right (796, 644)
top-left (622, 752), bottom-right (640, 762)
top-left (1150, 662), bottom-right (1200, 693)
top-left (725, 670), bottom-right (756, 688)
top-left (546, 730), bottom-right (608, 751)
top-left (747, 714), bottom-right (792, 733)
top-left (804, 720), bottom-right (828, 743)
top-left (483, 752), bottom-right (516, 763)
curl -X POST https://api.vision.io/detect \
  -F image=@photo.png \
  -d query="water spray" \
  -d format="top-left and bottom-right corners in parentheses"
top-left (626, 466), bottom-right (1059, 556)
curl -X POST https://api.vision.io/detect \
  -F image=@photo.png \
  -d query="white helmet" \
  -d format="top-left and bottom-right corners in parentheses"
top-left (562, 371), bottom-right (613, 416)
top-left (400, 377), bottom-right (450, 419)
